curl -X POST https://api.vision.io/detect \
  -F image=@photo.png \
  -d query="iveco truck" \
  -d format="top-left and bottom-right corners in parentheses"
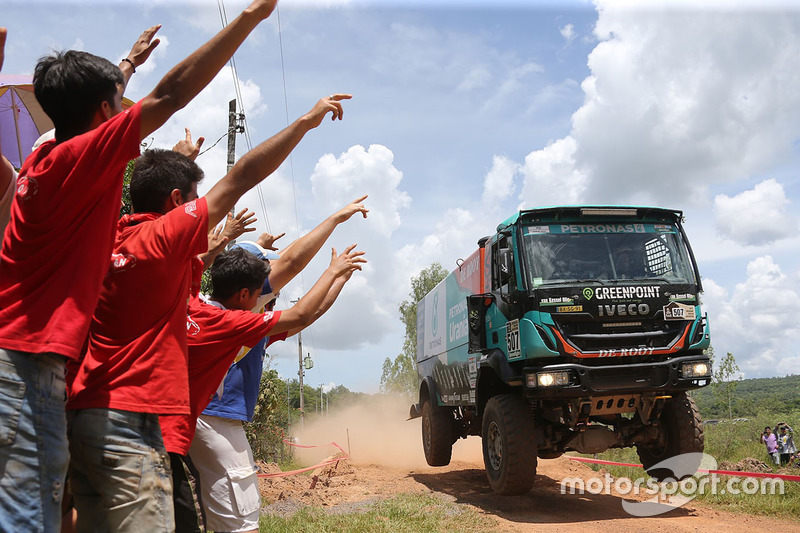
top-left (409, 206), bottom-right (712, 495)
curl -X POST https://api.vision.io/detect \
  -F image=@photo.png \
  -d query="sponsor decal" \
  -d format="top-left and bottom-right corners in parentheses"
top-left (598, 347), bottom-right (655, 357)
top-left (16, 176), bottom-right (38, 200)
top-left (557, 305), bottom-right (583, 313)
top-left (109, 253), bottom-right (137, 273)
top-left (598, 303), bottom-right (650, 317)
top-left (186, 316), bottom-right (200, 336)
top-left (653, 224), bottom-right (673, 233)
top-left (506, 319), bottom-right (521, 359)
top-left (560, 224), bottom-right (645, 234)
top-left (184, 200), bottom-right (198, 218)
top-left (583, 288), bottom-right (594, 300)
top-left (663, 301), bottom-right (696, 321)
top-left (670, 293), bottom-right (696, 301)
top-left (592, 286), bottom-right (661, 300)
top-left (540, 296), bottom-right (574, 305)
top-left (528, 225), bottom-right (550, 234)
top-left (432, 293), bottom-right (440, 336)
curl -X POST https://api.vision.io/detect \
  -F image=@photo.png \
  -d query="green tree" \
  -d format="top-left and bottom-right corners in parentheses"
top-left (711, 350), bottom-right (741, 419)
top-left (245, 366), bottom-right (287, 462)
top-left (380, 262), bottom-right (448, 399)
top-left (120, 160), bottom-right (135, 217)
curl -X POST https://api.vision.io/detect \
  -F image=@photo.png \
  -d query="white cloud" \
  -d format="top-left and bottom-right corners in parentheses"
top-left (482, 155), bottom-right (519, 207)
top-left (520, 136), bottom-right (587, 208)
top-left (560, 23), bottom-right (575, 42)
top-left (516, 6), bottom-right (800, 207)
top-left (713, 179), bottom-right (796, 246)
top-left (702, 256), bottom-right (800, 378)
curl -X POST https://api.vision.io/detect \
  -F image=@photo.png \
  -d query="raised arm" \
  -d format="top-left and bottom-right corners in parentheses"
top-left (203, 94), bottom-right (352, 229)
top-left (267, 194), bottom-right (367, 292)
top-left (266, 245), bottom-right (365, 335)
top-left (283, 270), bottom-right (352, 338)
top-left (118, 25), bottom-right (161, 89)
top-left (200, 208), bottom-right (257, 269)
top-left (139, 0), bottom-right (278, 138)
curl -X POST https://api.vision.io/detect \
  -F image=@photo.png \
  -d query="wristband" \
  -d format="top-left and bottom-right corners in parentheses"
top-left (121, 58), bottom-right (136, 73)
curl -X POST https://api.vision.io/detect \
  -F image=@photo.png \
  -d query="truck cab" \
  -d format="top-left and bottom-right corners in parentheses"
top-left (411, 206), bottom-right (711, 495)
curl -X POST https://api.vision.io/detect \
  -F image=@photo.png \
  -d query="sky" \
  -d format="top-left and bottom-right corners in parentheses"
top-left (3, 0), bottom-right (800, 393)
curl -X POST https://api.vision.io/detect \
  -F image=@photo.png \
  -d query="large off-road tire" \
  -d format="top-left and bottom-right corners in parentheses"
top-left (421, 400), bottom-right (455, 467)
top-left (636, 392), bottom-right (704, 480)
top-left (481, 394), bottom-right (537, 495)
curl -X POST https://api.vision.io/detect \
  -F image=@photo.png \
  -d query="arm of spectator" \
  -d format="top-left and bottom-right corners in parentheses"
top-left (267, 194), bottom-right (366, 292)
top-left (0, 27), bottom-right (6, 71)
top-left (203, 94), bottom-right (351, 230)
top-left (199, 208), bottom-right (257, 269)
top-left (172, 128), bottom-right (205, 161)
top-left (118, 25), bottom-right (161, 89)
top-left (267, 245), bottom-right (365, 335)
top-left (257, 231), bottom-right (285, 252)
top-left (283, 269), bottom-right (352, 338)
top-left (139, 0), bottom-right (278, 138)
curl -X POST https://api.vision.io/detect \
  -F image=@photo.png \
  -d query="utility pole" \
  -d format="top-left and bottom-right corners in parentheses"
top-left (226, 99), bottom-right (237, 174)
top-left (291, 298), bottom-right (304, 428)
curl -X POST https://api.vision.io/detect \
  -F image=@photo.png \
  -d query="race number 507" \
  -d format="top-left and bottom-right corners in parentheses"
top-left (506, 319), bottom-right (521, 359)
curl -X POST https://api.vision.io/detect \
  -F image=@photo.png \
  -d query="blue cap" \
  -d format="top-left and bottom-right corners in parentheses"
top-left (231, 241), bottom-right (280, 261)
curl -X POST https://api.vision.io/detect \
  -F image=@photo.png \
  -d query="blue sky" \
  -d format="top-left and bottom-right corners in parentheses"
top-left (4, 0), bottom-right (800, 392)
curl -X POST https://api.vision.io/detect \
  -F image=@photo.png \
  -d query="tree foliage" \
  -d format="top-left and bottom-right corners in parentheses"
top-left (380, 262), bottom-right (448, 399)
top-left (710, 349), bottom-right (741, 419)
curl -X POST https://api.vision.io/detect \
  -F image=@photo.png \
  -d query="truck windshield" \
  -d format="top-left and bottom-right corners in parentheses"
top-left (520, 223), bottom-right (696, 286)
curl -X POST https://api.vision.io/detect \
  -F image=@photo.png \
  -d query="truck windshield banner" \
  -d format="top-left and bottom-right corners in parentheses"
top-left (526, 224), bottom-right (675, 235)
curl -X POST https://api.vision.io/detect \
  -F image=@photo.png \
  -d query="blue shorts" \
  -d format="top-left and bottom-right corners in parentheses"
top-left (68, 408), bottom-right (174, 533)
top-left (0, 348), bottom-right (69, 532)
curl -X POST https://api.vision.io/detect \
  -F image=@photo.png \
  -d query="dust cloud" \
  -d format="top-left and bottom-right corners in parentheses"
top-left (292, 394), bottom-right (483, 470)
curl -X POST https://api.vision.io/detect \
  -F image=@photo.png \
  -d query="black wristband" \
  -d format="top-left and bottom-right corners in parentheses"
top-left (121, 57), bottom-right (136, 73)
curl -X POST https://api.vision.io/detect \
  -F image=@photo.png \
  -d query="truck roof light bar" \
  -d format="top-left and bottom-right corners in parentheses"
top-left (580, 208), bottom-right (638, 216)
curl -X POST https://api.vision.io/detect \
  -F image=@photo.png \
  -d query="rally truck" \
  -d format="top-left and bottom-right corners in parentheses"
top-left (409, 206), bottom-right (712, 495)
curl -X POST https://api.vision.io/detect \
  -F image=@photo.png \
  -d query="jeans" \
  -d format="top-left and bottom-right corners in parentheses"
top-left (68, 408), bottom-right (173, 533)
top-left (0, 348), bottom-right (69, 533)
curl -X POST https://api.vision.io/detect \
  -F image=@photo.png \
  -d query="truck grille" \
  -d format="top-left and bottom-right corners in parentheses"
top-left (553, 316), bottom-right (686, 353)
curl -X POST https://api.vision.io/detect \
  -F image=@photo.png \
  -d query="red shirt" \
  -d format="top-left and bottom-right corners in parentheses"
top-left (0, 103), bottom-right (142, 359)
top-left (160, 295), bottom-right (285, 454)
top-left (68, 197), bottom-right (209, 414)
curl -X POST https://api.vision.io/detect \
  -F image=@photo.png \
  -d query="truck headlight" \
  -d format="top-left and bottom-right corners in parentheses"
top-left (528, 370), bottom-right (571, 387)
top-left (682, 361), bottom-right (711, 378)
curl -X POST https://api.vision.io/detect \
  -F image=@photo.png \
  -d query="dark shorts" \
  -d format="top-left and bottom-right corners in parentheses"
top-left (171, 452), bottom-right (207, 533)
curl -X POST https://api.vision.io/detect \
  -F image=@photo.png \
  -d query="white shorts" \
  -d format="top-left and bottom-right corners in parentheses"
top-left (189, 415), bottom-right (260, 532)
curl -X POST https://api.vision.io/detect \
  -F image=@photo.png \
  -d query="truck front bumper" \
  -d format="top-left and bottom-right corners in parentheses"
top-left (522, 355), bottom-right (711, 398)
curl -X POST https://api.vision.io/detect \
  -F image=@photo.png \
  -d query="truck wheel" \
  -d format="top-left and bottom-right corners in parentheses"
top-left (481, 394), bottom-right (537, 495)
top-left (636, 392), bottom-right (704, 481)
top-left (421, 400), bottom-right (454, 467)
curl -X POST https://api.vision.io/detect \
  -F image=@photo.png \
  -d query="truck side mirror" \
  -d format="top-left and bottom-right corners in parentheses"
top-left (498, 248), bottom-right (513, 286)
top-left (467, 294), bottom-right (492, 353)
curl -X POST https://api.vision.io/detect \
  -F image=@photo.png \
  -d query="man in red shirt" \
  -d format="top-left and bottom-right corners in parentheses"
top-left (0, 6), bottom-right (285, 527)
top-left (67, 87), bottom-right (354, 531)
top-left (165, 244), bottom-right (358, 532)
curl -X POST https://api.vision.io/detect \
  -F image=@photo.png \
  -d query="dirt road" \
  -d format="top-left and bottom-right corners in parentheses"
top-left (260, 399), bottom-right (799, 531)
top-left (260, 446), bottom-right (799, 532)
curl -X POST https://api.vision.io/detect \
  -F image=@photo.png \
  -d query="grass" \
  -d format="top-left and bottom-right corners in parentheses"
top-left (586, 414), bottom-right (800, 519)
top-left (259, 493), bottom-right (495, 533)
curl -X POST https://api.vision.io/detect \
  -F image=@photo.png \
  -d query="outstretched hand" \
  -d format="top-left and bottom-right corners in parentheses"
top-left (257, 231), bottom-right (285, 251)
top-left (207, 208), bottom-right (257, 255)
top-left (302, 94), bottom-right (353, 130)
top-left (334, 195), bottom-right (369, 223)
top-left (328, 244), bottom-right (367, 277)
top-left (247, 0), bottom-right (279, 20)
top-left (172, 128), bottom-right (205, 161)
top-left (126, 25), bottom-right (161, 70)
